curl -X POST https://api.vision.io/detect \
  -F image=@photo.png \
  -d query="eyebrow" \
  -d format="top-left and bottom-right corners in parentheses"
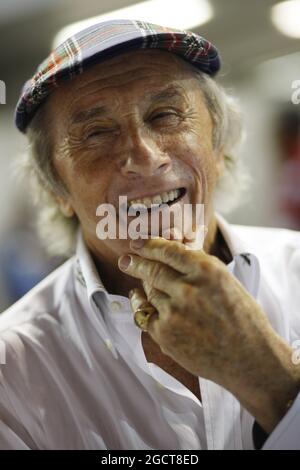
top-left (149, 85), bottom-right (185, 103)
top-left (70, 106), bottom-right (108, 125)
top-left (70, 86), bottom-right (185, 125)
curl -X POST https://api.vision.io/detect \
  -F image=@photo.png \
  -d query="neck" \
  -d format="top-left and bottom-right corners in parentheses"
top-left (90, 213), bottom-right (232, 298)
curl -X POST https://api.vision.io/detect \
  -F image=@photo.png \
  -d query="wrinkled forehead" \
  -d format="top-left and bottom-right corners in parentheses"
top-left (48, 49), bottom-right (199, 108)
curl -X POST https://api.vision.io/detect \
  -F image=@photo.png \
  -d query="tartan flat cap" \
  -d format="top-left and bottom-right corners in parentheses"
top-left (15, 18), bottom-right (221, 134)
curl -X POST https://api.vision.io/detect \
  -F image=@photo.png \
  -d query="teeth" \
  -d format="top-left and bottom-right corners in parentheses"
top-left (143, 198), bottom-right (152, 207)
top-left (128, 188), bottom-right (182, 208)
top-left (152, 195), bottom-right (162, 205)
top-left (161, 192), bottom-right (169, 203)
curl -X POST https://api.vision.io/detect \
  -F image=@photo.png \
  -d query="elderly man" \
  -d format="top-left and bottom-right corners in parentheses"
top-left (1, 19), bottom-right (300, 450)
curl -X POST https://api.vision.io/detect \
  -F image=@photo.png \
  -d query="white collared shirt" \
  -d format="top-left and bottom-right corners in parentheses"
top-left (0, 214), bottom-right (299, 450)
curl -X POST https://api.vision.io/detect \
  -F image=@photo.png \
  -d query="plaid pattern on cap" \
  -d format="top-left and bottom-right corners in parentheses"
top-left (15, 19), bottom-right (221, 133)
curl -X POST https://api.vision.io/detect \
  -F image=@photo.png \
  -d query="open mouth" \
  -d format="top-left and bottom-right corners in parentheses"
top-left (127, 187), bottom-right (186, 213)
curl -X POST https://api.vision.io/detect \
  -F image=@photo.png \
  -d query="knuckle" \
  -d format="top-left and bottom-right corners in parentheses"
top-left (163, 241), bottom-right (184, 260)
top-left (150, 237), bottom-right (165, 253)
top-left (180, 282), bottom-right (197, 300)
top-left (200, 258), bottom-right (213, 271)
top-left (199, 258), bottom-right (217, 276)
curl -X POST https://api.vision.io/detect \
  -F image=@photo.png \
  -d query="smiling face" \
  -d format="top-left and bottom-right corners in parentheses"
top-left (47, 49), bottom-right (224, 265)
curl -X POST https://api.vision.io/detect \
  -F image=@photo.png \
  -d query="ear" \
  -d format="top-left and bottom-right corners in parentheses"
top-left (56, 196), bottom-right (75, 218)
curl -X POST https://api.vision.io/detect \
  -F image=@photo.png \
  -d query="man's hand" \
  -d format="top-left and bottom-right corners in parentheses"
top-left (118, 237), bottom-right (300, 433)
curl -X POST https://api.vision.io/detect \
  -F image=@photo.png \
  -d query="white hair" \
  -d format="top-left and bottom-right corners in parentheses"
top-left (19, 70), bottom-right (250, 258)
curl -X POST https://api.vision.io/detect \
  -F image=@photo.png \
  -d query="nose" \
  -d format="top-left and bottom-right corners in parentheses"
top-left (119, 127), bottom-right (172, 178)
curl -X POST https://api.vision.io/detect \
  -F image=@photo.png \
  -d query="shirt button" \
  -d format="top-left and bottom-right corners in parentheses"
top-left (110, 301), bottom-right (122, 312)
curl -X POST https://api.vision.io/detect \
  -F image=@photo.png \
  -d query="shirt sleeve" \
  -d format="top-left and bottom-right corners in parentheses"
top-left (0, 420), bottom-right (30, 450)
top-left (0, 332), bottom-right (36, 449)
top-left (261, 392), bottom-right (300, 450)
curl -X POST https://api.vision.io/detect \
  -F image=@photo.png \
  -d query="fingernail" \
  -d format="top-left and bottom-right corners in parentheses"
top-left (118, 255), bottom-right (132, 271)
top-left (130, 239), bottom-right (145, 249)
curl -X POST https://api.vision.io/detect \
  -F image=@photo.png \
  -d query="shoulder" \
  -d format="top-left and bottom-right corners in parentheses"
top-left (0, 257), bottom-right (74, 324)
top-left (0, 257), bottom-right (77, 448)
top-left (0, 258), bottom-right (74, 341)
top-left (0, 256), bottom-right (77, 412)
top-left (230, 223), bottom-right (300, 289)
top-left (231, 224), bottom-right (300, 253)
top-left (234, 223), bottom-right (300, 254)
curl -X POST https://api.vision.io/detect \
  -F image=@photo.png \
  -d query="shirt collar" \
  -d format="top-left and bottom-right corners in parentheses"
top-left (216, 213), bottom-right (261, 298)
top-left (75, 229), bottom-right (111, 304)
top-left (215, 213), bottom-right (249, 256)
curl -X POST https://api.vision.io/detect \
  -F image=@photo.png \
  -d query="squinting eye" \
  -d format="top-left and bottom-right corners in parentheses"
top-left (87, 131), bottom-right (101, 139)
top-left (152, 112), bottom-right (177, 121)
top-left (150, 112), bottom-right (182, 128)
top-left (86, 129), bottom-right (113, 140)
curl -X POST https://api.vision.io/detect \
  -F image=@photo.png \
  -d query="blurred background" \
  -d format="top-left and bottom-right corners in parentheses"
top-left (0, 0), bottom-right (300, 310)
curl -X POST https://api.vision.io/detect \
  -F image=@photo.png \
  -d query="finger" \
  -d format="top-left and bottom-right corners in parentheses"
top-left (129, 287), bottom-right (151, 312)
top-left (129, 288), bottom-right (159, 335)
top-left (183, 225), bottom-right (207, 251)
top-left (129, 237), bottom-right (204, 274)
top-left (118, 254), bottom-right (179, 298)
top-left (142, 281), bottom-right (169, 310)
top-left (130, 284), bottom-right (169, 319)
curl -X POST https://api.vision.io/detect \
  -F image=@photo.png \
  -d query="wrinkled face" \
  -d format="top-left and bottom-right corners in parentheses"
top-left (48, 49), bottom-right (224, 264)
